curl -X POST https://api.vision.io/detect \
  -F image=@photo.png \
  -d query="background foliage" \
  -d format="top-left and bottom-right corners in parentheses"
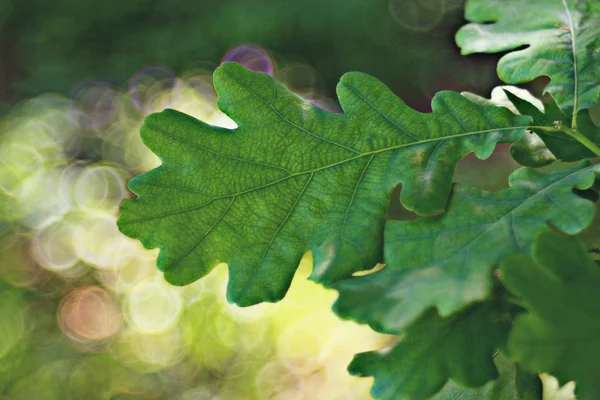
top-left (0, 0), bottom-right (507, 112)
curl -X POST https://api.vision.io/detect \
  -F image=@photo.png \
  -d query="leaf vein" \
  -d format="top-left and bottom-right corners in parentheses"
top-left (341, 82), bottom-right (419, 141)
top-left (154, 127), bottom-right (294, 174)
top-left (341, 155), bottom-right (376, 240)
top-left (223, 69), bottom-right (362, 155)
top-left (257, 173), bottom-right (315, 269)
top-left (168, 197), bottom-right (236, 270)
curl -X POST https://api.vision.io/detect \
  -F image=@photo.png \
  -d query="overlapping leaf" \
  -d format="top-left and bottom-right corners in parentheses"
top-left (456, 0), bottom-right (600, 115)
top-left (333, 161), bottom-right (598, 331)
top-left (501, 230), bottom-right (600, 399)
top-left (464, 85), bottom-right (600, 167)
top-left (431, 353), bottom-right (542, 400)
top-left (462, 86), bottom-right (557, 167)
top-left (347, 292), bottom-right (514, 400)
top-left (504, 90), bottom-right (600, 164)
top-left (118, 62), bottom-right (530, 306)
top-left (461, 86), bottom-right (545, 114)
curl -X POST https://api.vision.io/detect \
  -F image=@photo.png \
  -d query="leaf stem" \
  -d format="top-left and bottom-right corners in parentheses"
top-left (528, 124), bottom-right (600, 157)
top-left (528, 125), bottom-right (560, 132)
top-left (560, 124), bottom-right (600, 157)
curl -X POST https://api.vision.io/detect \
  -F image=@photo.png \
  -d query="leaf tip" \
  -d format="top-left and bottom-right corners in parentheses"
top-left (215, 60), bottom-right (240, 74)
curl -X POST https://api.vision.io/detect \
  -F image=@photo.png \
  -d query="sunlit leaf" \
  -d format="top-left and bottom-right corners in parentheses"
top-left (118, 62), bottom-right (530, 306)
top-left (463, 85), bottom-right (600, 166)
top-left (462, 85), bottom-right (556, 167)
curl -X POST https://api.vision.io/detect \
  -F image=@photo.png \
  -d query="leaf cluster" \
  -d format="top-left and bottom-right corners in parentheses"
top-left (118, 0), bottom-right (600, 398)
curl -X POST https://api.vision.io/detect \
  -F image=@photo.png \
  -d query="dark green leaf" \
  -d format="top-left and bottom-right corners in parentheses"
top-left (334, 162), bottom-right (598, 329)
top-left (501, 230), bottom-right (600, 399)
top-left (432, 353), bottom-right (542, 400)
top-left (348, 293), bottom-right (513, 400)
top-left (505, 90), bottom-right (600, 163)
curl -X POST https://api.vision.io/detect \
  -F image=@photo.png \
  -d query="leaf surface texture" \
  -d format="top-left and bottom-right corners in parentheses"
top-left (118, 62), bottom-right (529, 305)
top-left (334, 162), bottom-right (598, 330)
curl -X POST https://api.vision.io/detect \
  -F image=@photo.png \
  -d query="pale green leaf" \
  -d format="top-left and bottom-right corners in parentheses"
top-left (461, 86), bottom-right (545, 114)
top-left (504, 90), bottom-right (600, 163)
top-left (541, 374), bottom-right (576, 400)
top-left (456, 0), bottom-right (600, 114)
top-left (510, 132), bottom-right (557, 168)
top-left (463, 85), bottom-right (600, 166)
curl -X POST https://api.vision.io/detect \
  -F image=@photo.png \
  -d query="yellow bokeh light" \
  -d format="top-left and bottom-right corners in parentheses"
top-left (0, 60), bottom-right (391, 399)
top-left (32, 216), bottom-right (79, 272)
top-left (125, 279), bottom-right (184, 334)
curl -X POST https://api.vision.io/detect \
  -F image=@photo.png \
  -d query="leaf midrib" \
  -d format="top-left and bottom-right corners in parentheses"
top-left (128, 125), bottom-right (526, 225)
top-left (390, 167), bottom-right (588, 271)
top-left (434, 167), bottom-right (586, 264)
top-left (562, 0), bottom-right (579, 117)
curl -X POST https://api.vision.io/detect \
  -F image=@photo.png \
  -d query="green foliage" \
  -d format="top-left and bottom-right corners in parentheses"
top-left (118, 0), bottom-right (600, 399)
top-left (505, 91), bottom-right (600, 163)
top-left (347, 292), bottom-right (514, 400)
top-left (456, 0), bottom-right (600, 115)
top-left (502, 231), bottom-right (600, 399)
top-left (118, 62), bottom-right (529, 306)
top-left (463, 86), bottom-right (600, 167)
top-left (2, 0), bottom-right (492, 112)
top-left (432, 353), bottom-right (542, 400)
top-left (462, 86), bottom-right (558, 167)
top-left (332, 161), bottom-right (598, 330)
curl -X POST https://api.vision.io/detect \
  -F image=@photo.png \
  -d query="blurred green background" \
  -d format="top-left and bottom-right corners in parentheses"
top-left (0, 1), bottom-right (564, 399)
top-left (0, 0), bottom-right (507, 112)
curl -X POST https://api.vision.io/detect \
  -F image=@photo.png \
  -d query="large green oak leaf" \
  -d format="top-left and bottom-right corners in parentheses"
top-left (118, 62), bottom-right (530, 306)
top-left (456, 0), bottom-right (600, 115)
top-left (333, 161), bottom-right (598, 331)
top-left (501, 230), bottom-right (600, 399)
